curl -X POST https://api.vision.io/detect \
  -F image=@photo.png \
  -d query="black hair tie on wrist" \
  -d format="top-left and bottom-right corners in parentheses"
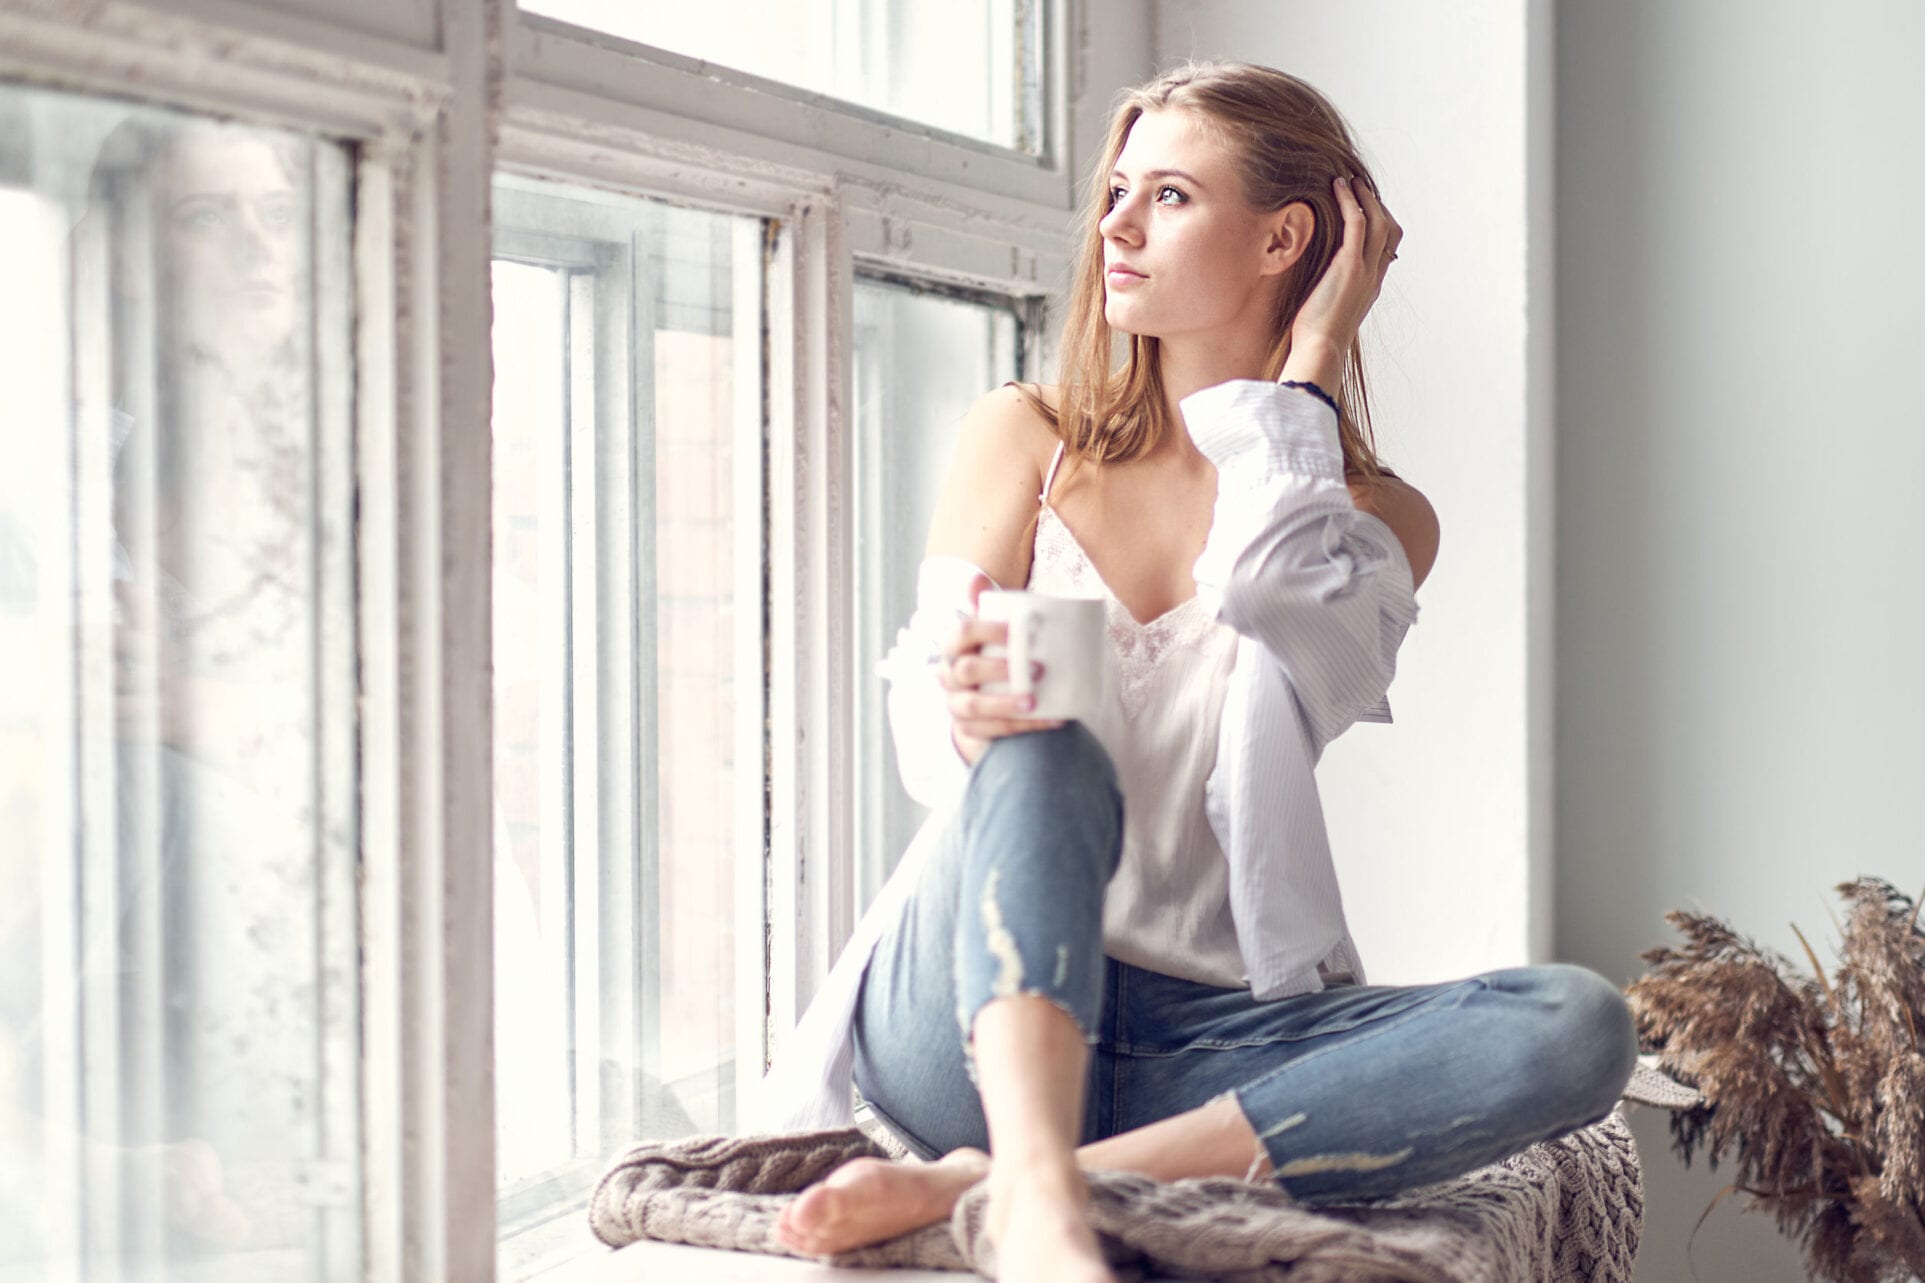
top-left (1278, 379), bottom-right (1340, 416)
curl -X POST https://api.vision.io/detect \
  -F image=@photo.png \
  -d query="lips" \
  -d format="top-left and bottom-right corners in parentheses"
top-left (1105, 262), bottom-right (1146, 285)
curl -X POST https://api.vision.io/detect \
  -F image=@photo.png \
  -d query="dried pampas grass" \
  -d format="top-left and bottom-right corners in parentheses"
top-left (1626, 877), bottom-right (1925, 1283)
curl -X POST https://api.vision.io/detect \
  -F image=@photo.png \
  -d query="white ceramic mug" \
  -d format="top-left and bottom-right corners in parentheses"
top-left (975, 590), bottom-right (1107, 723)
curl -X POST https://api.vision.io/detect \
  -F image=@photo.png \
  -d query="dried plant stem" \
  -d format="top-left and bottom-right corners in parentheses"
top-left (1784, 926), bottom-right (1868, 1171)
top-left (1627, 878), bottom-right (1925, 1283)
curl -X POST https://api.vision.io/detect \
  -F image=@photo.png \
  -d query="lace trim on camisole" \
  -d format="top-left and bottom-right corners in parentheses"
top-left (1031, 444), bottom-right (1228, 719)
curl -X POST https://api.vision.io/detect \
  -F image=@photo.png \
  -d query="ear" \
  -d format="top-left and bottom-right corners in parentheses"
top-left (1259, 202), bottom-right (1316, 278)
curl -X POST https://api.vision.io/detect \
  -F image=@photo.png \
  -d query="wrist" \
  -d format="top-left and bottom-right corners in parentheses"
top-left (1280, 335), bottom-right (1346, 395)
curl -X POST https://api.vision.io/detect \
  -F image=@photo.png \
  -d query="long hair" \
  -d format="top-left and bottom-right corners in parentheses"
top-left (1021, 61), bottom-right (1391, 480)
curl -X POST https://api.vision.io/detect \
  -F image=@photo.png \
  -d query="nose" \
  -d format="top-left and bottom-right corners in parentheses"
top-left (230, 205), bottom-right (281, 272)
top-left (1099, 189), bottom-right (1143, 247)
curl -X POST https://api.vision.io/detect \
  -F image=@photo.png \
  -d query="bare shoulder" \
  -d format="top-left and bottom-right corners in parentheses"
top-left (1347, 473), bottom-right (1440, 591)
top-left (950, 383), bottom-right (1060, 504)
top-left (962, 381), bottom-right (1061, 457)
top-left (923, 383), bottom-right (1062, 586)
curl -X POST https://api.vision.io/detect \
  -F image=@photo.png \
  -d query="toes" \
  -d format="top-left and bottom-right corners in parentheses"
top-left (775, 1205), bottom-right (825, 1256)
top-left (824, 1156), bottom-right (884, 1189)
top-left (787, 1184), bottom-right (833, 1231)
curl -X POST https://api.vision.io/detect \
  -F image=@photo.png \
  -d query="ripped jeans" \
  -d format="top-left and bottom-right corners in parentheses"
top-left (850, 724), bottom-right (1639, 1204)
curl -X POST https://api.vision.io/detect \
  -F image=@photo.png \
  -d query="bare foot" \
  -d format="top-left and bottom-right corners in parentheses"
top-left (776, 1147), bottom-right (989, 1256)
top-left (985, 1165), bottom-right (1114, 1283)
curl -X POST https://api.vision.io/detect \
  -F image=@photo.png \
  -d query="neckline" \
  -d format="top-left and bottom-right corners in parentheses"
top-left (1036, 502), bottom-right (1205, 632)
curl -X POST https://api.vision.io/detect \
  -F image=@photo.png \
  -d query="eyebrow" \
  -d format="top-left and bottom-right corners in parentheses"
top-left (168, 191), bottom-right (294, 212)
top-left (1110, 167), bottom-right (1206, 189)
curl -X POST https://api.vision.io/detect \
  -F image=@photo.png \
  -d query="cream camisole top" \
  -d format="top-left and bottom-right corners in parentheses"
top-left (1028, 443), bottom-right (1248, 989)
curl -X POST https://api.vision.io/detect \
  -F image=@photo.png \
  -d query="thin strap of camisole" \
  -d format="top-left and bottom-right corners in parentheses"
top-left (1040, 442), bottom-right (1067, 505)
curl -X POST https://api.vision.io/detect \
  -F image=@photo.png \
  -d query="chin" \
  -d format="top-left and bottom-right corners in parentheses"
top-left (1103, 300), bottom-right (1153, 338)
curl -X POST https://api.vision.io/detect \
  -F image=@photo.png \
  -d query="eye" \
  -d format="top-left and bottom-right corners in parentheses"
top-left (1107, 185), bottom-right (1128, 208)
top-left (174, 198), bottom-right (226, 231)
top-left (259, 196), bottom-right (297, 228)
top-left (1156, 185), bottom-right (1187, 205)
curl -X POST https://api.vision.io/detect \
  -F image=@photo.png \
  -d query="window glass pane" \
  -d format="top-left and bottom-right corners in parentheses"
top-left (491, 178), bottom-right (765, 1278)
top-left (0, 90), bottom-right (358, 1279)
top-left (524, 0), bottom-right (1039, 152)
top-left (852, 279), bottom-right (1020, 908)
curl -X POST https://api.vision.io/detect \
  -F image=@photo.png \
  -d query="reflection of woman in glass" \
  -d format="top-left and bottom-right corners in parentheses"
top-left (769, 63), bottom-right (1637, 1281)
top-left (95, 116), bottom-right (308, 724)
top-left (89, 113), bottom-right (324, 1259)
top-left (0, 109), bottom-right (319, 1263)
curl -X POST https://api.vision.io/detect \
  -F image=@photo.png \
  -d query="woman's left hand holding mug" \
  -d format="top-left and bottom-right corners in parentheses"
top-left (938, 572), bottom-right (1065, 766)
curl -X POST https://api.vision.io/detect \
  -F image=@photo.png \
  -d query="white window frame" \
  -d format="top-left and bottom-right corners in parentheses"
top-left (486, 177), bottom-right (778, 1272)
top-left (497, 9), bottom-right (1076, 1066)
top-left (0, 0), bottom-right (1101, 1277)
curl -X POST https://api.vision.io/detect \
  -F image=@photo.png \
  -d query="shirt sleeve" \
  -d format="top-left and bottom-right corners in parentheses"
top-left (1181, 379), bottom-right (1420, 754)
top-left (877, 557), bottom-right (996, 808)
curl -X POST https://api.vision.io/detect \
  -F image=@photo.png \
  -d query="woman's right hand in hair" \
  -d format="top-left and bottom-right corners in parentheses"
top-left (939, 572), bottom-right (1066, 765)
top-left (1283, 175), bottom-right (1403, 390)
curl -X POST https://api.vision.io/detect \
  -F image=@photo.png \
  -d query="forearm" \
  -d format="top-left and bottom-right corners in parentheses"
top-left (1182, 379), bottom-right (1418, 748)
top-left (1278, 335), bottom-right (1346, 399)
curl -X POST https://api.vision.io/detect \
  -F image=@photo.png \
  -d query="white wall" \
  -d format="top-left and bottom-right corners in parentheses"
top-left (1558, 2), bottom-right (1925, 1280)
top-left (1155, 1), bottom-right (1556, 982)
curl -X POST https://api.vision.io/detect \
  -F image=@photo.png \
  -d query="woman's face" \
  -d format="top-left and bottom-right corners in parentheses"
top-left (1099, 108), bottom-right (1283, 342)
top-left (155, 130), bottom-right (302, 357)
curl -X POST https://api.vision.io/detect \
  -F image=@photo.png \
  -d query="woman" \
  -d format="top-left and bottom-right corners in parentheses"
top-left (762, 62), bottom-right (1637, 1283)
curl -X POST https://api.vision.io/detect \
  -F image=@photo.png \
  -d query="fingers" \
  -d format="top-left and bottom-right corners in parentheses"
top-left (937, 578), bottom-right (1064, 745)
top-left (1333, 175), bottom-right (1367, 262)
top-left (1353, 177), bottom-right (1389, 266)
top-left (946, 679), bottom-right (1039, 721)
top-left (1346, 176), bottom-right (1403, 274)
top-left (954, 713), bottom-right (1067, 743)
top-left (937, 617), bottom-right (1019, 712)
top-left (941, 615), bottom-right (1007, 664)
top-left (936, 608), bottom-right (1062, 742)
top-left (940, 652), bottom-right (1042, 692)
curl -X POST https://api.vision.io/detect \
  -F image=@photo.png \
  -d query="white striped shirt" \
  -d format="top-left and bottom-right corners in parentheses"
top-left (752, 380), bottom-right (1419, 1131)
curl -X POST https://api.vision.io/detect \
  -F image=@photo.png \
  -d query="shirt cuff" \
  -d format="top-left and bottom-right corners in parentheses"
top-left (1179, 379), bottom-right (1345, 482)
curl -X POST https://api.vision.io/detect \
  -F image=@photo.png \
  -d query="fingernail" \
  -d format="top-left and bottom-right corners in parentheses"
top-left (1020, 694), bottom-right (1036, 711)
top-left (1336, 175), bottom-right (1349, 188)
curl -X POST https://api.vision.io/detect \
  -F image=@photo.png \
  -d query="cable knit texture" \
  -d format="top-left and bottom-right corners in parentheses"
top-left (588, 1069), bottom-right (1704, 1281)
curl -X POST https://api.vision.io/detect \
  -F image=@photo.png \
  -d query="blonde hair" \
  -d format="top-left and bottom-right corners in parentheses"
top-left (1020, 61), bottom-right (1390, 480)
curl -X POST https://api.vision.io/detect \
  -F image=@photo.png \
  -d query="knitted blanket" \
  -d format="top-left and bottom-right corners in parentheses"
top-left (588, 1061), bottom-right (1698, 1282)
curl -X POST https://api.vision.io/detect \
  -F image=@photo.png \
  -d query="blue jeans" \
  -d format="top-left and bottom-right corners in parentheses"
top-left (851, 724), bottom-right (1638, 1204)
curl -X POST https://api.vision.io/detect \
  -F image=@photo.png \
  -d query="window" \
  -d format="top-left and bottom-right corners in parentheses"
top-left (851, 277), bottom-right (1025, 908)
top-left (522, 0), bottom-right (1045, 152)
top-left (0, 89), bottom-right (358, 1279)
top-left (1, 1), bottom-right (1090, 1278)
top-left (489, 177), bottom-right (769, 1277)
